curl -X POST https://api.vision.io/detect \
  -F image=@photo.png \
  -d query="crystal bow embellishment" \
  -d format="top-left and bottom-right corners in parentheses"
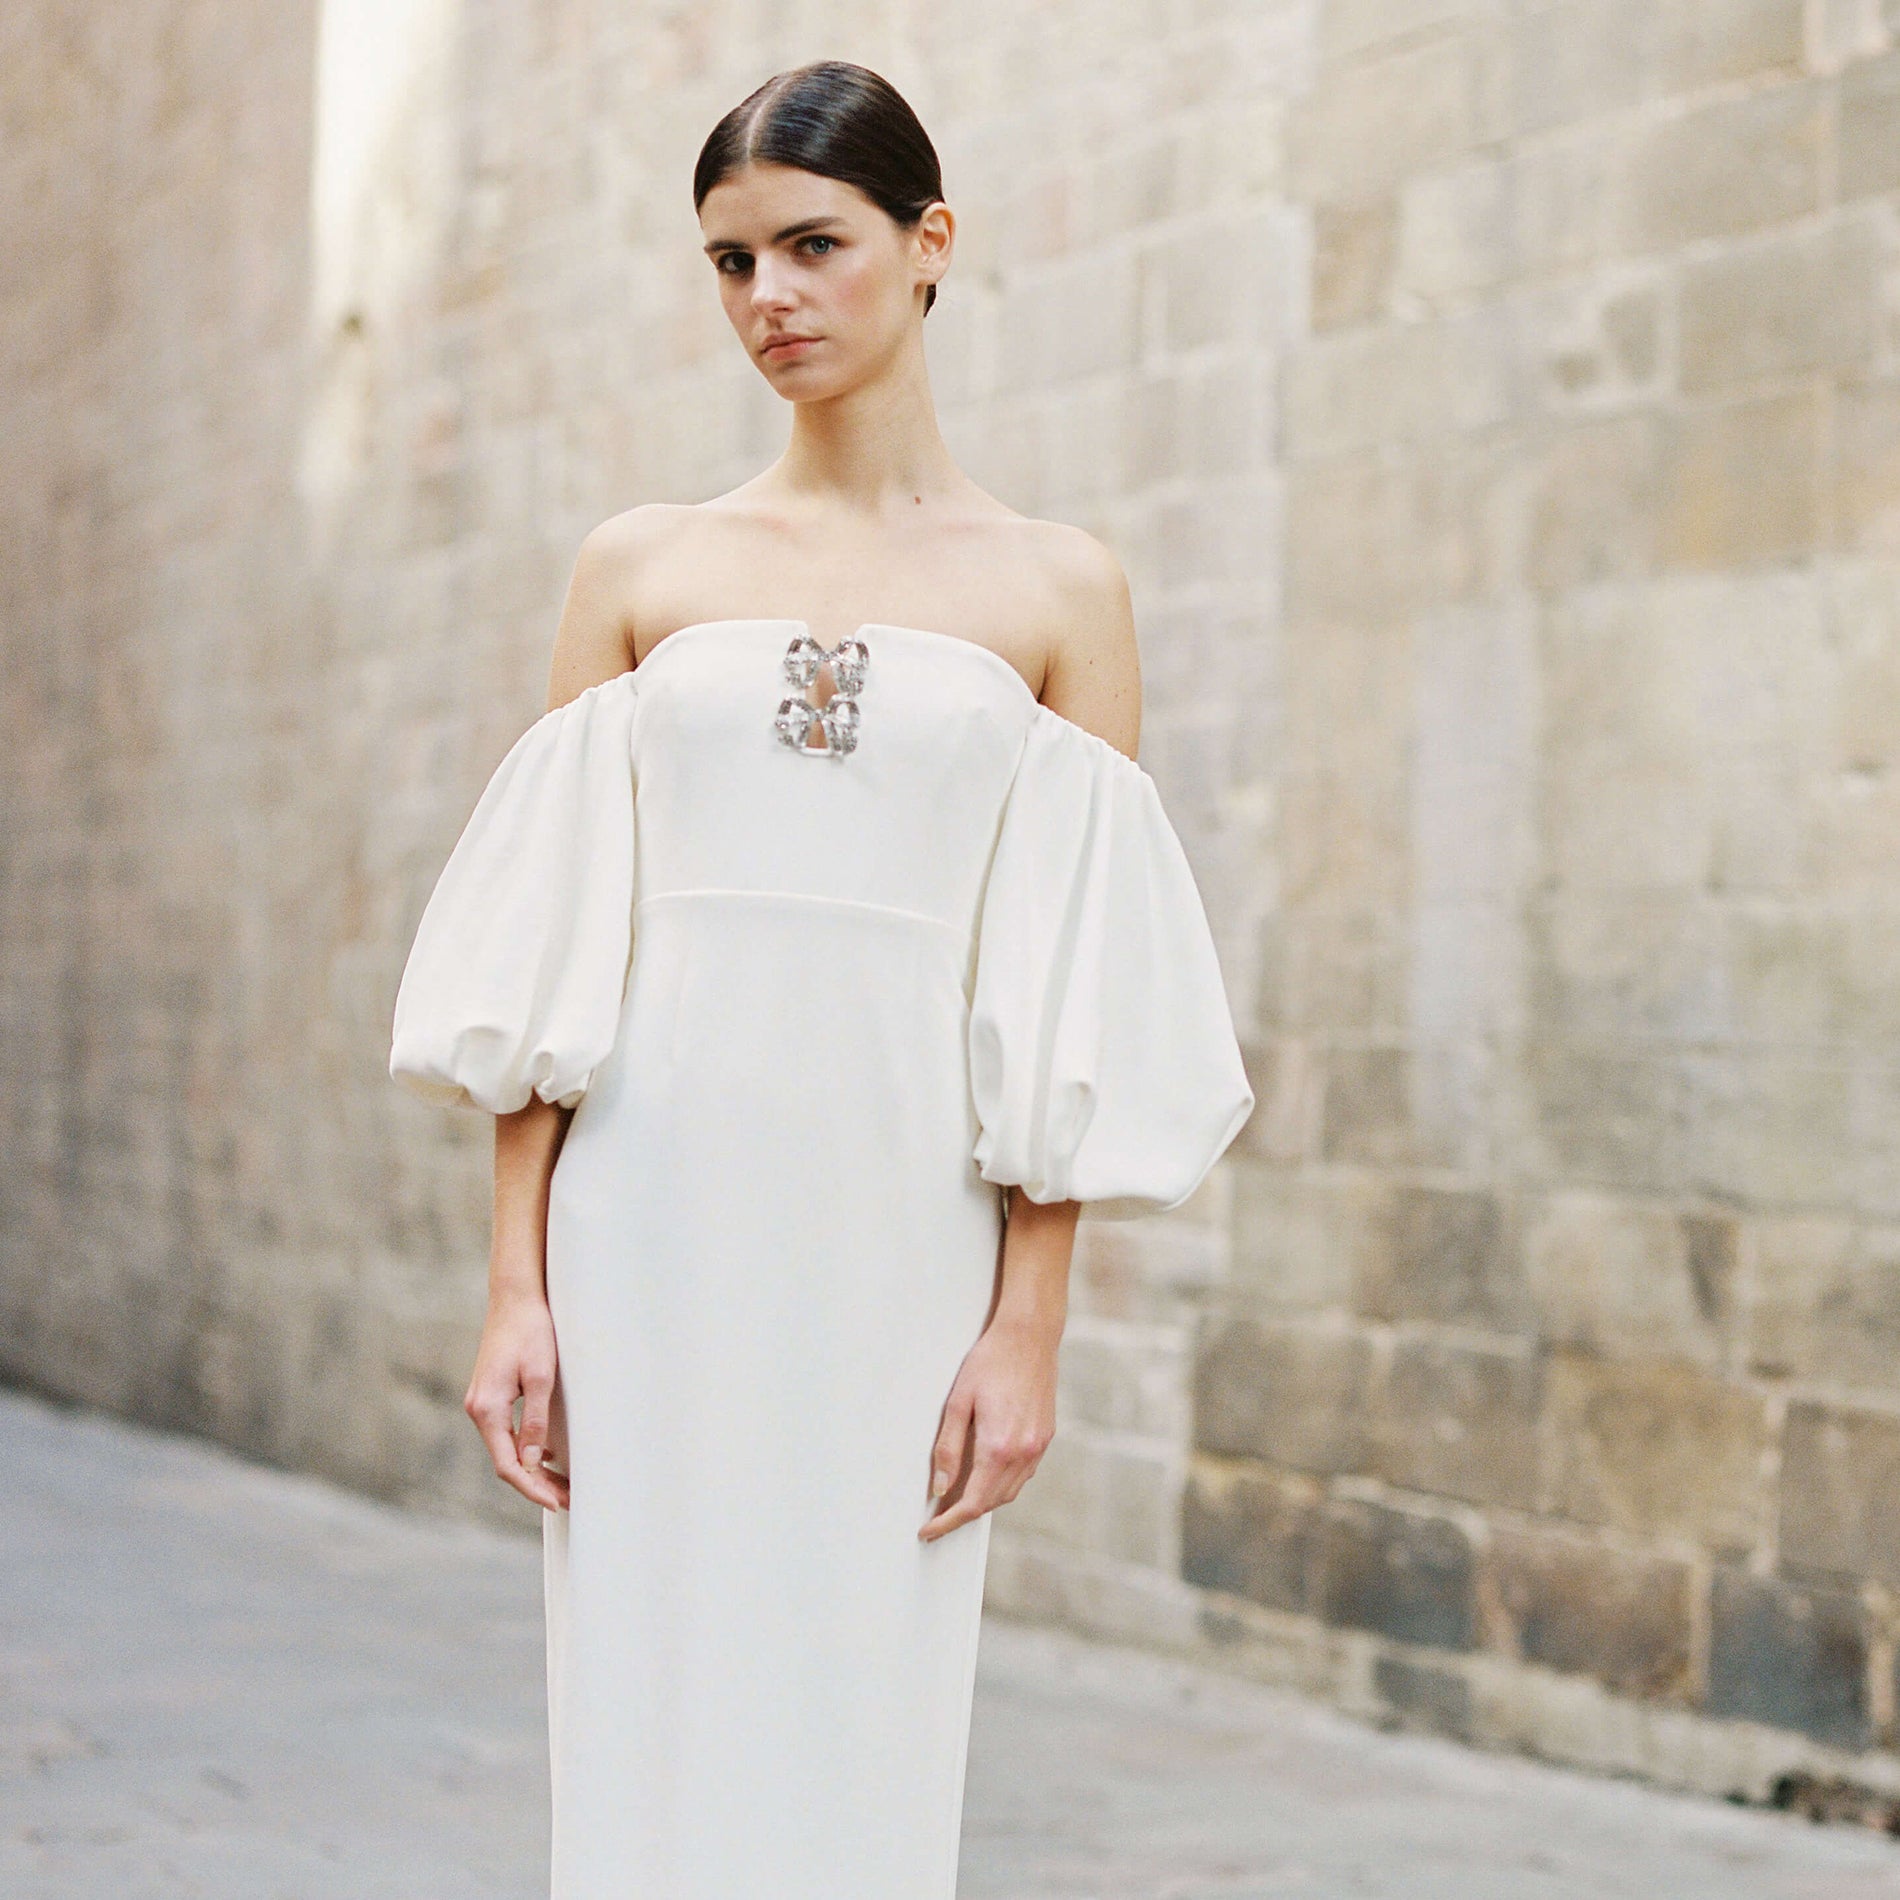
top-left (774, 633), bottom-right (870, 756)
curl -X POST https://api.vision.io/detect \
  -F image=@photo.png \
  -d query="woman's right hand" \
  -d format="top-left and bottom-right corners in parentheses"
top-left (464, 1289), bottom-right (570, 1513)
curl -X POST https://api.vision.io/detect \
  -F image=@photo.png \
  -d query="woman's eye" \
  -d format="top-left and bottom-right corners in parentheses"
top-left (716, 253), bottom-right (752, 275)
top-left (801, 235), bottom-right (835, 255)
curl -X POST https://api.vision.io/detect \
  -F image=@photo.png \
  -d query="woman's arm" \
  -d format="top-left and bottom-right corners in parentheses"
top-left (465, 1098), bottom-right (574, 1511)
top-left (463, 521), bottom-right (648, 1511)
top-left (919, 530), bottom-right (1142, 1543)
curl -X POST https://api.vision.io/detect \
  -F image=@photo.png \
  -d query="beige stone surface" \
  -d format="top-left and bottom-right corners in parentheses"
top-left (8, 0), bottom-right (1900, 1800)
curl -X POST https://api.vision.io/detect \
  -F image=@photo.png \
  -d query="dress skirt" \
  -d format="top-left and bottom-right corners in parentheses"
top-left (541, 891), bottom-right (999, 1895)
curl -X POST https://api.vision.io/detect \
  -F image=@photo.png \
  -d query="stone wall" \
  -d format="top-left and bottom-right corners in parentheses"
top-left (5, 0), bottom-right (1900, 1797)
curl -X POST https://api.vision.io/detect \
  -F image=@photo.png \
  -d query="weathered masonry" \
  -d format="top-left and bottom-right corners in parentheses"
top-left (5, 0), bottom-right (1900, 1801)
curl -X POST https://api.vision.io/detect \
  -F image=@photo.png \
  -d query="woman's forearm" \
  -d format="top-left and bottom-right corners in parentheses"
top-left (491, 1096), bottom-right (572, 1306)
top-left (991, 1188), bottom-right (1079, 1341)
top-left (918, 1189), bottom-right (1078, 1541)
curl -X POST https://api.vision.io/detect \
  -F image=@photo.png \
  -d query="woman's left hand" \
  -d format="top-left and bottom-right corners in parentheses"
top-left (919, 1314), bottom-right (1060, 1541)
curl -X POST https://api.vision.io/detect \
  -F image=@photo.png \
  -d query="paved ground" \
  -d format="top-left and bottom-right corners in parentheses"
top-left (5, 1389), bottom-right (1900, 1898)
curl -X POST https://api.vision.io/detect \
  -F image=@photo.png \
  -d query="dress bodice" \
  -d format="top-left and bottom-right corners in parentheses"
top-left (626, 620), bottom-right (1038, 940)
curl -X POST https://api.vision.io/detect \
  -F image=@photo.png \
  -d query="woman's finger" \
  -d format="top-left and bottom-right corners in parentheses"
top-left (928, 1384), bottom-right (975, 1505)
top-left (920, 1430), bottom-right (1010, 1540)
top-left (467, 1376), bottom-right (568, 1512)
top-left (517, 1359), bottom-right (557, 1473)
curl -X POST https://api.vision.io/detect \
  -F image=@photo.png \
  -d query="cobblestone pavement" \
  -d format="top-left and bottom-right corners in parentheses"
top-left (5, 1388), bottom-right (1900, 1899)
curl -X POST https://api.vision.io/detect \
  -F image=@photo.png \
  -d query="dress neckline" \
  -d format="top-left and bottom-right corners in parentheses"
top-left (637, 617), bottom-right (1040, 707)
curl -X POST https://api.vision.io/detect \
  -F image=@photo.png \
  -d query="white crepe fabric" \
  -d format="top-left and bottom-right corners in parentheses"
top-left (389, 619), bottom-right (1253, 1900)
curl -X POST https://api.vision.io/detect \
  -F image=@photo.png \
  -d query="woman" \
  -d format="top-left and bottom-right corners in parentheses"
top-left (390, 59), bottom-right (1253, 1900)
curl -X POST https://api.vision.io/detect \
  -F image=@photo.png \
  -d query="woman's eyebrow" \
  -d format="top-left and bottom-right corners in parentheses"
top-left (702, 215), bottom-right (847, 255)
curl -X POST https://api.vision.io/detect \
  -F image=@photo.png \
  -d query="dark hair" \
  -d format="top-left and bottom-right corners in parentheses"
top-left (693, 61), bottom-right (945, 315)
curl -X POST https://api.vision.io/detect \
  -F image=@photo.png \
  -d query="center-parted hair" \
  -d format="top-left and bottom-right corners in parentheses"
top-left (693, 61), bottom-right (946, 315)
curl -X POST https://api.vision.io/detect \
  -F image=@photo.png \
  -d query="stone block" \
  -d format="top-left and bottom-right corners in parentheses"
top-left (1780, 1399), bottom-right (1900, 1587)
top-left (1824, 564), bottom-right (1900, 786)
top-left (1079, 124), bottom-right (1178, 248)
top-left (1287, 32), bottom-right (1490, 203)
top-left (1181, 1460), bottom-right (1321, 1613)
top-left (1508, 123), bottom-right (1619, 279)
top-left (1522, 272), bottom-right (1667, 413)
top-left (1235, 1039), bottom-right (1324, 1168)
top-left (1180, 84), bottom-right (1291, 212)
top-left (1122, 357), bottom-right (1277, 489)
top-left (1742, 1215), bottom-right (1866, 1379)
top-left (1406, 1041), bottom-right (1497, 1189)
top-left (1006, 1428), bottom-right (1095, 1547)
top-left (1807, 685), bottom-right (1900, 902)
top-left (1542, 1353), bottom-right (1770, 1550)
top-left (1393, 159), bottom-right (1511, 311)
top-left (1659, 391), bottom-right (1823, 571)
top-left (1811, 0), bottom-right (1894, 62)
top-left (1320, 1498), bottom-right (1477, 1652)
top-left (1834, 379), bottom-right (1900, 557)
top-left (1491, 1525), bottom-right (1695, 1701)
top-left (1371, 1334), bottom-right (1540, 1510)
top-left (1411, 901), bottom-right (1521, 1045)
top-left (1282, 311), bottom-right (1512, 460)
top-left (1312, 194), bottom-right (1398, 331)
top-left (1373, 1652), bottom-right (1474, 1739)
top-left (1526, 899), bottom-right (1722, 1037)
top-left (1230, 1168), bottom-right (1384, 1313)
top-left (1683, 1217), bottom-right (1740, 1336)
top-left (1855, 1060), bottom-right (1900, 1221)
top-left (1526, 412), bottom-right (1668, 593)
top-left (1680, 218), bottom-right (1884, 394)
top-left (1281, 615), bottom-right (1413, 783)
top-left (1144, 207), bottom-right (1299, 355)
top-left (1654, 0), bottom-right (1806, 90)
top-left (1719, 906), bottom-right (1864, 1044)
top-left (1534, 582), bottom-right (1742, 884)
top-left (1678, 1049), bottom-right (1860, 1209)
top-left (1507, 0), bottom-right (1653, 137)
top-left (1840, 50), bottom-right (1900, 202)
top-left (994, 251), bottom-right (1140, 392)
top-left (1271, 904), bottom-right (1410, 1030)
top-left (1356, 1184), bottom-right (1527, 1333)
top-left (1095, 1439), bottom-right (1181, 1570)
top-left (1613, 84), bottom-right (1825, 255)
top-left (1319, 1045), bottom-right (1414, 1168)
top-left (1058, 1318), bottom-right (1189, 1440)
top-left (1421, 600), bottom-right (1535, 904)
top-left (1281, 768), bottom-right (1411, 922)
top-left (1286, 451), bottom-right (1480, 624)
top-left (1707, 1567), bottom-right (1871, 1748)
top-left (1320, 0), bottom-right (1486, 61)
top-left (1524, 1190), bottom-right (1732, 1367)
top-left (1192, 1313), bottom-right (1373, 1474)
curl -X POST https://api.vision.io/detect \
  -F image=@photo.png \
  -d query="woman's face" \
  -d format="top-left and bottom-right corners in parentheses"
top-left (699, 163), bottom-right (948, 396)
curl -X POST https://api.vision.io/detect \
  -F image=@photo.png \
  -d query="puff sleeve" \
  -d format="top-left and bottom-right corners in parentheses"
top-left (389, 672), bottom-right (640, 1115)
top-left (967, 708), bottom-right (1255, 1221)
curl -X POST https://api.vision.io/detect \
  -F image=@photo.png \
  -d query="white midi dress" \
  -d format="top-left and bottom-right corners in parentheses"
top-left (389, 617), bottom-right (1253, 1900)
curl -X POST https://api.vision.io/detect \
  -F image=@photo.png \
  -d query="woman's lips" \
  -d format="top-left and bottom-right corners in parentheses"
top-left (762, 335), bottom-right (819, 358)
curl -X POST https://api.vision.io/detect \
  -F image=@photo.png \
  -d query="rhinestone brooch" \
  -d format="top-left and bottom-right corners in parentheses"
top-left (775, 633), bottom-right (869, 756)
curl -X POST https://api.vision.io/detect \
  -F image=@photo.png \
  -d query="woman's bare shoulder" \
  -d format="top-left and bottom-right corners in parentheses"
top-left (1001, 514), bottom-right (1140, 755)
top-left (579, 499), bottom-right (711, 575)
top-left (544, 505), bottom-right (710, 707)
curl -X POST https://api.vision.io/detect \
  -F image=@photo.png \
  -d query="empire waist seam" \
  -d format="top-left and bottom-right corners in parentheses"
top-left (634, 886), bottom-right (970, 942)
